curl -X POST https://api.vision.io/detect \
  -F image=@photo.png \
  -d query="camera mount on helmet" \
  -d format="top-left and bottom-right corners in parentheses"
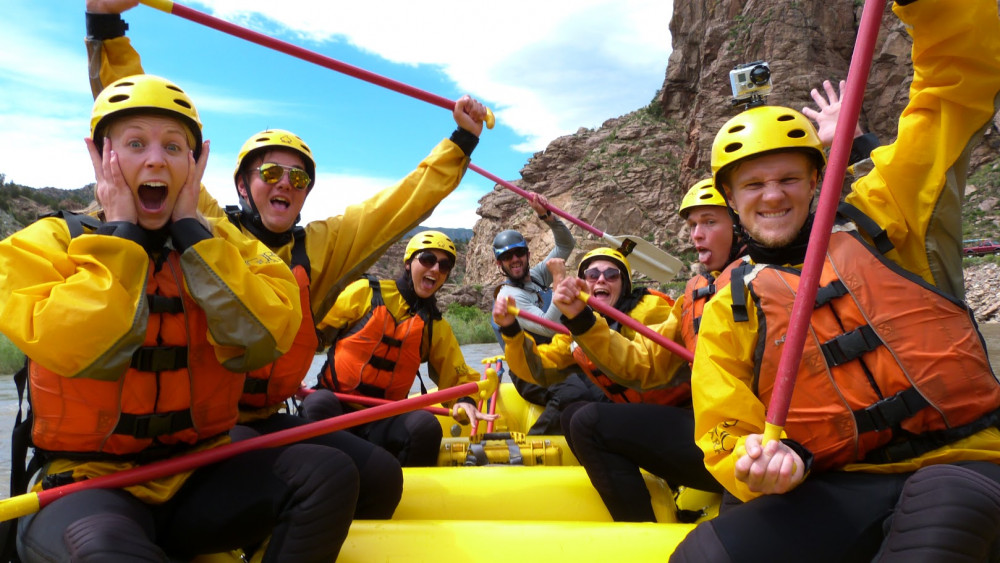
top-left (729, 61), bottom-right (772, 110)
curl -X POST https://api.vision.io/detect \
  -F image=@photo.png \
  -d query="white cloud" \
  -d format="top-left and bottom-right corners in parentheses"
top-left (192, 0), bottom-right (672, 151)
top-left (2, 0), bottom-right (672, 228)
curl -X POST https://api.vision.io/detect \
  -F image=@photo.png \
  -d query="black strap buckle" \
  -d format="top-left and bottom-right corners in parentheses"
top-left (131, 346), bottom-right (188, 372)
top-left (854, 388), bottom-right (930, 433)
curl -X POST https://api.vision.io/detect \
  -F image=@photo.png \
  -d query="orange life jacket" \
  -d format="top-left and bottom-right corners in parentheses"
top-left (571, 289), bottom-right (689, 405)
top-left (29, 251), bottom-right (242, 459)
top-left (320, 279), bottom-right (426, 401)
top-left (679, 262), bottom-right (739, 352)
top-left (239, 232), bottom-right (319, 410)
top-left (734, 218), bottom-right (1000, 471)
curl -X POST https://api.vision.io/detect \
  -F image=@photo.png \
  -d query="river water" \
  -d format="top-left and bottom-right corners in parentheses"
top-left (0, 341), bottom-right (504, 498)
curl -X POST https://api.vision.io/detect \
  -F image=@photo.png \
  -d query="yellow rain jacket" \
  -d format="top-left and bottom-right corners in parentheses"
top-left (318, 278), bottom-right (480, 406)
top-left (0, 215), bottom-right (301, 502)
top-left (503, 290), bottom-right (675, 391)
top-left (693, 0), bottom-right (1000, 502)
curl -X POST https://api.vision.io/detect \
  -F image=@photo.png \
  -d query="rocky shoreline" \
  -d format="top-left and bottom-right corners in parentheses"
top-left (965, 262), bottom-right (1000, 323)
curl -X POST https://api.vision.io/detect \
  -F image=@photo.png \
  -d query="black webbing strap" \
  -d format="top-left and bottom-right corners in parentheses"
top-left (130, 346), bottom-right (188, 372)
top-left (243, 377), bottom-right (269, 395)
top-left (146, 294), bottom-right (184, 314)
top-left (838, 201), bottom-right (894, 255)
top-left (692, 284), bottom-right (716, 301)
top-left (381, 334), bottom-right (404, 348)
top-left (356, 383), bottom-right (388, 399)
top-left (863, 407), bottom-right (1000, 464)
top-left (367, 356), bottom-right (397, 372)
top-left (289, 227), bottom-right (311, 281)
top-left (854, 387), bottom-right (931, 433)
top-left (113, 409), bottom-right (194, 440)
top-left (820, 325), bottom-right (882, 367)
top-left (814, 280), bottom-right (849, 308)
top-left (729, 263), bottom-right (752, 323)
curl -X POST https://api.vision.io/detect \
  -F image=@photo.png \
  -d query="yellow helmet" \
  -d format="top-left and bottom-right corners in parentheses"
top-left (711, 105), bottom-right (825, 189)
top-left (91, 74), bottom-right (203, 158)
top-left (678, 178), bottom-right (727, 218)
top-left (234, 129), bottom-right (317, 190)
top-left (578, 247), bottom-right (632, 295)
top-left (404, 230), bottom-right (457, 264)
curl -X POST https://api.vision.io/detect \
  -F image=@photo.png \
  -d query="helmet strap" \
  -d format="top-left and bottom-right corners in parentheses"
top-left (236, 169), bottom-right (300, 242)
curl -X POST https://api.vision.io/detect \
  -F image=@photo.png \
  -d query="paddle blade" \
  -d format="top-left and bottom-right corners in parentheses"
top-left (601, 234), bottom-right (684, 282)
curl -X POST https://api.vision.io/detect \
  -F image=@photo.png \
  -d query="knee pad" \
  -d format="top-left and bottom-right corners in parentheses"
top-left (64, 513), bottom-right (166, 562)
top-left (299, 389), bottom-right (343, 421)
top-left (400, 411), bottom-right (443, 466)
top-left (355, 446), bottom-right (404, 519)
top-left (266, 445), bottom-right (360, 562)
top-left (670, 522), bottom-right (733, 563)
top-left (875, 464), bottom-right (1000, 563)
top-left (567, 403), bottom-right (600, 440)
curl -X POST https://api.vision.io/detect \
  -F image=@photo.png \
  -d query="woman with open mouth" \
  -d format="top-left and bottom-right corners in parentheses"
top-left (301, 230), bottom-right (498, 467)
top-left (0, 73), bottom-right (360, 562)
top-left (494, 245), bottom-right (716, 521)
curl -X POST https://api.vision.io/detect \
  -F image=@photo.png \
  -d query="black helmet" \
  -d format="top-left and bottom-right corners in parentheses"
top-left (493, 230), bottom-right (528, 259)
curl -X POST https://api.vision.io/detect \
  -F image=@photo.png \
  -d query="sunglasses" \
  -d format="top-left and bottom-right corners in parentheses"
top-left (416, 252), bottom-right (454, 274)
top-left (498, 247), bottom-right (528, 262)
top-left (583, 267), bottom-right (622, 282)
top-left (256, 162), bottom-right (311, 191)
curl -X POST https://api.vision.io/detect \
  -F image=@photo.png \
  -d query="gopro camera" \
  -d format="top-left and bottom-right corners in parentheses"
top-left (729, 61), bottom-right (771, 108)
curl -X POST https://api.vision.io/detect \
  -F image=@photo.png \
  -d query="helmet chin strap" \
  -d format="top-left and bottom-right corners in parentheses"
top-left (238, 172), bottom-right (301, 233)
top-left (234, 173), bottom-right (297, 247)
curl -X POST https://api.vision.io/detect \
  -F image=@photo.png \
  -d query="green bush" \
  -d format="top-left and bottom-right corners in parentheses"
top-left (444, 303), bottom-right (496, 345)
top-left (0, 332), bottom-right (25, 374)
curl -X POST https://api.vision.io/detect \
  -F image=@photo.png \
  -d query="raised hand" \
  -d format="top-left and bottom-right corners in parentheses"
top-left (801, 79), bottom-right (864, 148)
top-left (453, 95), bottom-right (488, 137)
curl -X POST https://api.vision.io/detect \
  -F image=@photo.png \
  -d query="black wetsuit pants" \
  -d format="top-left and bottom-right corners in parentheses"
top-left (236, 412), bottom-right (403, 519)
top-left (17, 444), bottom-right (359, 562)
top-left (670, 461), bottom-right (1000, 563)
top-left (300, 389), bottom-right (442, 467)
top-left (562, 401), bottom-right (723, 522)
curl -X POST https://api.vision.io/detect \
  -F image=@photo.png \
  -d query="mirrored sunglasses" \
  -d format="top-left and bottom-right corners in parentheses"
top-left (583, 267), bottom-right (622, 282)
top-left (498, 247), bottom-right (528, 261)
top-left (256, 162), bottom-right (311, 191)
top-left (416, 252), bottom-right (454, 274)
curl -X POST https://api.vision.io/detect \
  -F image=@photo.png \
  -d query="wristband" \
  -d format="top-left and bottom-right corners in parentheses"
top-left (86, 12), bottom-right (129, 40)
top-left (537, 211), bottom-right (552, 220)
top-left (449, 127), bottom-right (479, 156)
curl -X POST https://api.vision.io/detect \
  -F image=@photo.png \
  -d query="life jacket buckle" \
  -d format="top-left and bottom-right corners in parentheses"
top-left (854, 388), bottom-right (929, 433)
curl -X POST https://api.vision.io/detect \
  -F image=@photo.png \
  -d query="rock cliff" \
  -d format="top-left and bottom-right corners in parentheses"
top-left (463, 0), bottom-right (1000, 297)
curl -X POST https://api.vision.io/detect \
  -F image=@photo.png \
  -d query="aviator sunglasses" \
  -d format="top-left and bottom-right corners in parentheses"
top-left (583, 267), bottom-right (622, 282)
top-left (256, 162), bottom-right (312, 191)
top-left (416, 252), bottom-right (455, 274)
top-left (498, 247), bottom-right (528, 262)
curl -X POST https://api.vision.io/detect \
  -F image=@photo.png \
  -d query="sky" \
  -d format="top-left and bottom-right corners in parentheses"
top-left (0, 0), bottom-right (673, 229)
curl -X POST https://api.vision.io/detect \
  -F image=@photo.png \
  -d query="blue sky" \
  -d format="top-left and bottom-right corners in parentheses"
top-left (1, 0), bottom-right (672, 228)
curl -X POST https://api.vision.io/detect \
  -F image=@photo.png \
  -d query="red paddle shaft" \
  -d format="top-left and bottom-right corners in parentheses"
top-left (764, 0), bottom-right (886, 436)
top-left (33, 379), bottom-right (491, 511)
top-left (139, 0), bottom-right (493, 127)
